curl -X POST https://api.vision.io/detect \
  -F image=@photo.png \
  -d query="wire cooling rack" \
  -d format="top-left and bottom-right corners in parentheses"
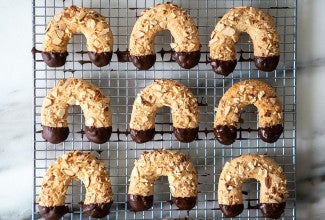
top-left (32, 0), bottom-right (296, 219)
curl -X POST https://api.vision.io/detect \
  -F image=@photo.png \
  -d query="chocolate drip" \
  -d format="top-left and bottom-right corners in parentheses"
top-left (254, 55), bottom-right (280, 72)
top-left (115, 49), bottom-right (130, 62)
top-left (42, 51), bottom-right (68, 67)
top-left (38, 205), bottom-right (69, 220)
top-left (172, 197), bottom-right (196, 210)
top-left (130, 54), bottom-right (156, 70)
top-left (259, 202), bottom-right (286, 219)
top-left (63, 69), bottom-right (76, 73)
top-left (173, 127), bottom-right (199, 143)
top-left (85, 126), bottom-right (112, 144)
top-left (42, 126), bottom-right (69, 144)
top-left (158, 48), bottom-right (171, 59)
top-left (88, 52), bottom-right (112, 67)
top-left (247, 199), bottom-right (259, 209)
top-left (197, 97), bottom-right (208, 106)
top-left (258, 124), bottom-right (283, 143)
top-left (31, 47), bottom-right (42, 60)
top-left (128, 194), bottom-right (153, 212)
top-left (214, 125), bottom-right (237, 145)
top-left (238, 54), bottom-right (254, 62)
top-left (210, 59), bottom-right (237, 76)
top-left (81, 202), bottom-right (112, 218)
top-left (171, 51), bottom-right (201, 69)
top-left (76, 50), bottom-right (88, 54)
top-left (219, 204), bottom-right (244, 217)
top-left (78, 60), bottom-right (92, 65)
top-left (130, 128), bottom-right (155, 143)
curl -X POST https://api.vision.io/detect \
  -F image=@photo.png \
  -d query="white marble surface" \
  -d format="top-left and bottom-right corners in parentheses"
top-left (0, 0), bottom-right (324, 219)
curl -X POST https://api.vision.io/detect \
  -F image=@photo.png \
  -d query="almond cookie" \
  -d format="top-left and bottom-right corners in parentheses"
top-left (218, 155), bottom-right (288, 218)
top-left (209, 7), bottom-right (280, 76)
top-left (129, 3), bottom-right (201, 70)
top-left (214, 80), bottom-right (283, 145)
top-left (38, 151), bottom-right (113, 219)
top-left (129, 80), bottom-right (199, 143)
top-left (41, 78), bottom-right (112, 144)
top-left (42, 5), bottom-right (113, 67)
top-left (128, 149), bottom-right (198, 211)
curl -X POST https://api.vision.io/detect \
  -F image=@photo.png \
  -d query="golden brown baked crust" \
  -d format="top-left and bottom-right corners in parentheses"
top-left (209, 7), bottom-right (280, 75)
top-left (129, 3), bottom-right (200, 55)
top-left (38, 151), bottom-right (113, 219)
top-left (43, 5), bottom-right (113, 53)
top-left (128, 149), bottom-right (197, 211)
top-left (41, 78), bottom-right (112, 144)
top-left (42, 5), bottom-right (113, 67)
top-left (214, 80), bottom-right (282, 128)
top-left (129, 80), bottom-right (199, 143)
top-left (129, 3), bottom-right (201, 70)
top-left (218, 155), bottom-right (288, 218)
top-left (214, 80), bottom-right (283, 144)
top-left (128, 149), bottom-right (198, 197)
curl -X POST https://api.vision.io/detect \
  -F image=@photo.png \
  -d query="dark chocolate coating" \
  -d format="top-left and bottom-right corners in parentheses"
top-left (130, 54), bottom-right (156, 70)
top-left (258, 124), bottom-right (283, 143)
top-left (172, 197), bottom-right (196, 210)
top-left (42, 126), bottom-right (69, 144)
top-left (219, 204), bottom-right (244, 217)
top-left (173, 127), bottom-right (199, 143)
top-left (88, 51), bottom-right (112, 67)
top-left (171, 51), bottom-right (201, 69)
top-left (214, 125), bottom-right (237, 145)
top-left (116, 50), bottom-right (130, 62)
top-left (81, 202), bottom-right (112, 218)
top-left (130, 128), bottom-right (155, 143)
top-left (42, 51), bottom-right (68, 67)
top-left (85, 126), bottom-right (112, 144)
top-left (210, 59), bottom-right (237, 76)
top-left (38, 205), bottom-right (69, 220)
top-left (128, 194), bottom-right (153, 212)
top-left (254, 55), bottom-right (280, 72)
top-left (259, 202), bottom-right (286, 219)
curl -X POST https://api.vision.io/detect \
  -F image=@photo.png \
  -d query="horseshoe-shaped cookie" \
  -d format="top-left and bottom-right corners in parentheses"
top-left (209, 7), bottom-right (280, 76)
top-left (214, 80), bottom-right (283, 145)
top-left (129, 3), bottom-right (201, 70)
top-left (42, 5), bottom-right (113, 67)
top-left (128, 149), bottom-right (198, 211)
top-left (41, 78), bottom-right (112, 144)
top-left (129, 80), bottom-right (199, 143)
top-left (218, 155), bottom-right (288, 218)
top-left (38, 151), bottom-right (113, 219)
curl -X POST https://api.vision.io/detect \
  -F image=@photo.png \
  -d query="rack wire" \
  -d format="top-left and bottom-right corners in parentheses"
top-left (32, 0), bottom-right (296, 219)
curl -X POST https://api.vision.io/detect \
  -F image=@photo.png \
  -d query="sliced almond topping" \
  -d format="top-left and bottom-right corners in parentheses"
top-left (223, 27), bottom-right (236, 36)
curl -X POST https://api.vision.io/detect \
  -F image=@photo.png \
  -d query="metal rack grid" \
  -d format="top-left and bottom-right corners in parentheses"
top-left (32, 0), bottom-right (296, 219)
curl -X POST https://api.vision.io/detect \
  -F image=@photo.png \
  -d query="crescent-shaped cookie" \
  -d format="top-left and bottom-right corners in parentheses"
top-left (42, 5), bottom-right (113, 67)
top-left (129, 80), bottom-right (199, 143)
top-left (128, 149), bottom-right (198, 211)
top-left (218, 155), bottom-right (288, 218)
top-left (209, 6), bottom-right (280, 76)
top-left (38, 151), bottom-right (113, 219)
top-left (214, 80), bottom-right (283, 145)
top-left (129, 3), bottom-right (201, 70)
top-left (41, 78), bottom-right (112, 144)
